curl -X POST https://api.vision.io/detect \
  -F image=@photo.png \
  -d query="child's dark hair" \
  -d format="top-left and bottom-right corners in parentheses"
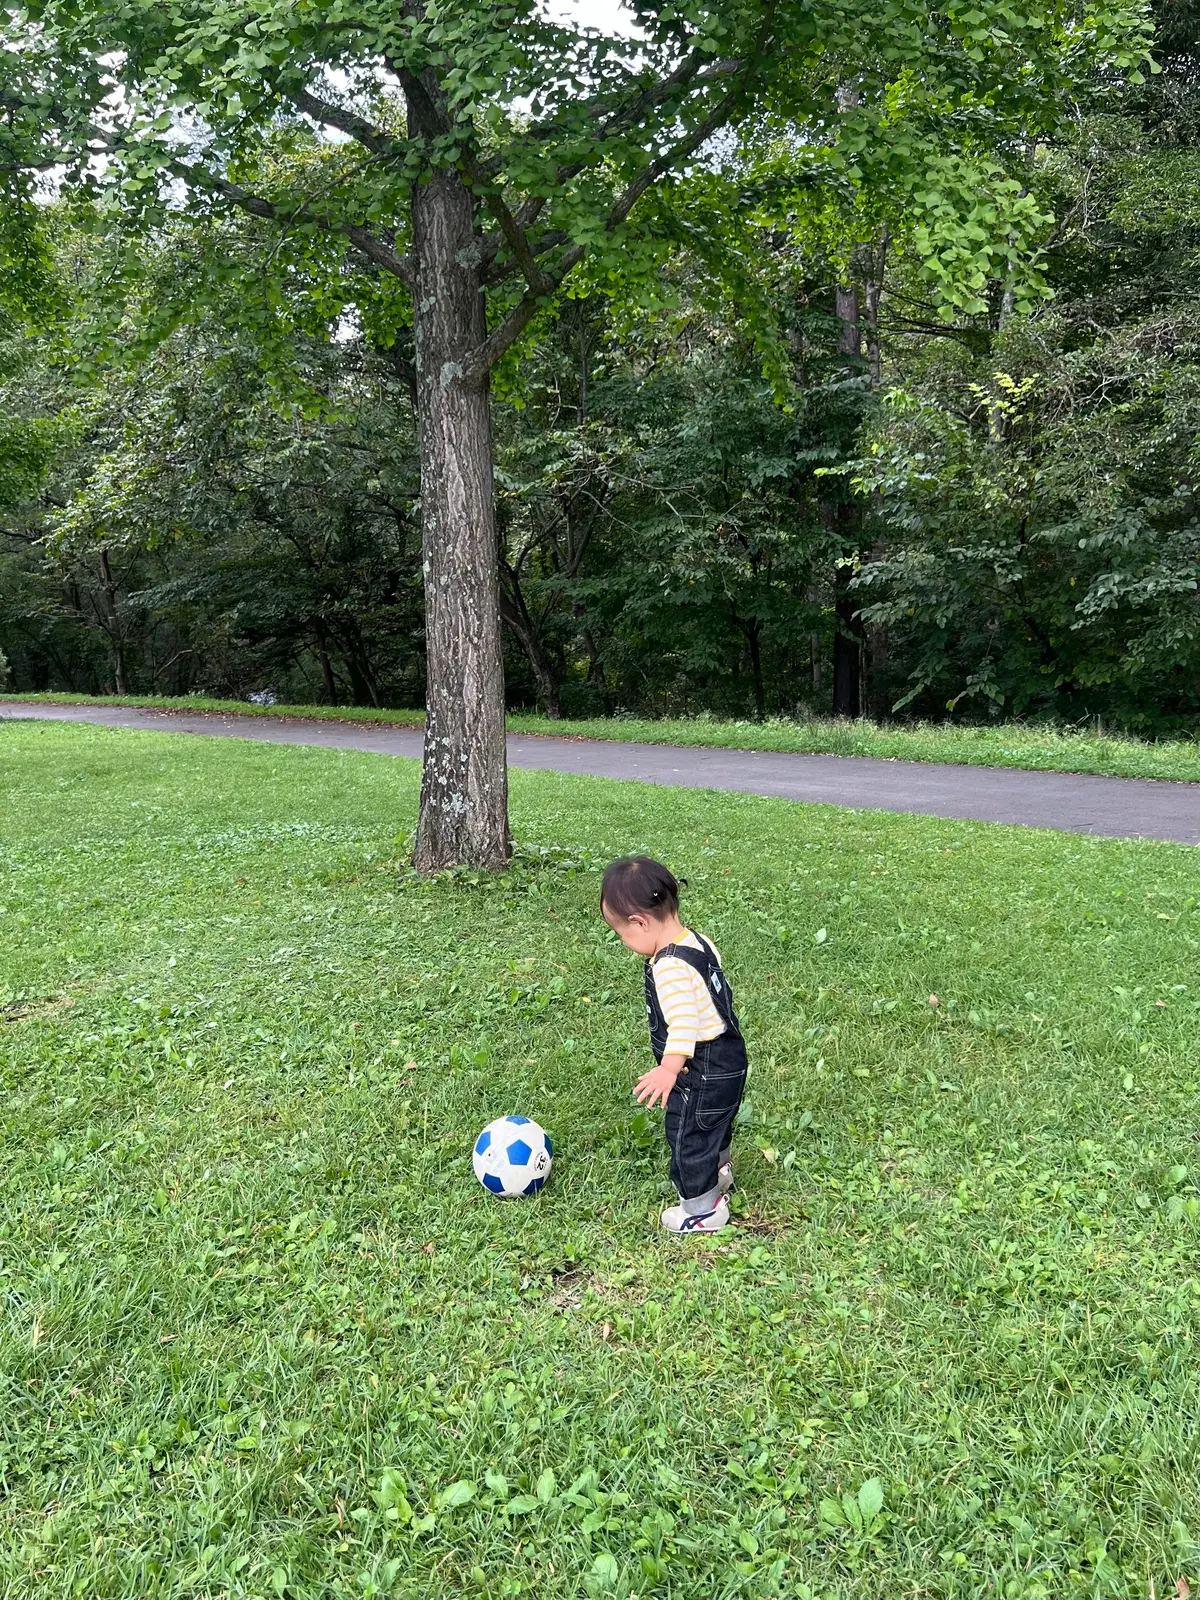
top-left (601, 856), bottom-right (684, 920)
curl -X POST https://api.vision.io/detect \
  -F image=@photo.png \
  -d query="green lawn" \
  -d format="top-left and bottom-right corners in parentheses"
top-left (2, 719), bottom-right (1199, 1600)
top-left (5, 691), bottom-right (1200, 784)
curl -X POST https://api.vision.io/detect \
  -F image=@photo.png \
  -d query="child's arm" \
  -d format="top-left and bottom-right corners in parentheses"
top-left (634, 1054), bottom-right (686, 1109)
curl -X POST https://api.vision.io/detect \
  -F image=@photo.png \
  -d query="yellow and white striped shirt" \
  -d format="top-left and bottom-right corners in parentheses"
top-left (653, 931), bottom-right (725, 1059)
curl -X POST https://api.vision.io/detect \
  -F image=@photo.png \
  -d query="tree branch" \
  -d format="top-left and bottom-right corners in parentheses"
top-left (463, 76), bottom-right (750, 381)
top-left (464, 9), bottom-right (773, 380)
top-left (173, 162), bottom-right (415, 286)
top-left (380, 51), bottom-right (552, 297)
top-left (388, 57), bottom-right (452, 138)
top-left (479, 51), bottom-right (744, 176)
top-left (461, 151), bottom-right (554, 295)
top-left (288, 86), bottom-right (396, 154)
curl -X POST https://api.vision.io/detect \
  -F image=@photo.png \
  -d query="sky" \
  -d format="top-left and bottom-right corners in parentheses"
top-left (544, 0), bottom-right (642, 34)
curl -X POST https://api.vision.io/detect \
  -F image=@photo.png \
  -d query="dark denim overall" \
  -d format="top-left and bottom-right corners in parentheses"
top-left (645, 933), bottom-right (749, 1212)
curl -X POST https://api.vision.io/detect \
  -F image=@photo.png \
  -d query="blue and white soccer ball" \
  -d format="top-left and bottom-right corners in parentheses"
top-left (472, 1115), bottom-right (553, 1198)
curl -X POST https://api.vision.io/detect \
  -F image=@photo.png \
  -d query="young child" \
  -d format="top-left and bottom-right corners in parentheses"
top-left (601, 855), bottom-right (748, 1233)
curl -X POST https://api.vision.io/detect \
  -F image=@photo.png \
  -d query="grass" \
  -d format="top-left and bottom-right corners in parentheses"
top-left (2, 717), bottom-right (1200, 1600)
top-left (4, 690), bottom-right (1200, 784)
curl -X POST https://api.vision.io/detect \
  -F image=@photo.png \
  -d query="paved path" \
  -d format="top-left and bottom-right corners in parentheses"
top-left (3, 701), bottom-right (1197, 844)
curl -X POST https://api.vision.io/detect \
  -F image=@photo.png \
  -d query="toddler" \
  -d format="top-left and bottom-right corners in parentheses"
top-left (601, 855), bottom-right (748, 1233)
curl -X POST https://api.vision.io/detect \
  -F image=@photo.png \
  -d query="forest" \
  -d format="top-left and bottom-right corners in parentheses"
top-left (1, 0), bottom-right (1196, 740)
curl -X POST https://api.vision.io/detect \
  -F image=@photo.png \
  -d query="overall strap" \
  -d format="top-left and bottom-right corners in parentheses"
top-left (652, 942), bottom-right (713, 978)
top-left (652, 936), bottom-right (737, 1030)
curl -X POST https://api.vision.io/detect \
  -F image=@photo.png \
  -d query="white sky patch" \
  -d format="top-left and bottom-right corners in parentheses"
top-left (542, 0), bottom-right (644, 35)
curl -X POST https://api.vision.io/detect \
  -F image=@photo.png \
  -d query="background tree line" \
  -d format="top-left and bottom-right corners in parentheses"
top-left (1, 0), bottom-right (1193, 735)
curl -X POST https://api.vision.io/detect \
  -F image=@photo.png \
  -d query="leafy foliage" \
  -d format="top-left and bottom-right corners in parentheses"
top-left (850, 2), bottom-right (1200, 727)
top-left (0, 0), bottom-right (1187, 733)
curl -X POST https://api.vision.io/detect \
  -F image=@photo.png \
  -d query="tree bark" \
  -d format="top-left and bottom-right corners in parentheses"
top-left (579, 617), bottom-right (612, 712)
top-left (314, 625), bottom-right (338, 705)
top-left (862, 226), bottom-right (888, 391)
top-left (500, 584), bottom-right (563, 719)
top-left (410, 163), bottom-right (510, 872)
top-left (832, 542), bottom-right (863, 717)
top-left (98, 546), bottom-right (128, 695)
top-left (740, 617), bottom-right (766, 721)
top-left (830, 284), bottom-right (864, 718)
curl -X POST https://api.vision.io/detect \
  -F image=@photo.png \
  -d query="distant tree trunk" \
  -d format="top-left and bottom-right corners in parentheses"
top-left (838, 531), bottom-right (864, 720)
top-left (332, 616), bottom-right (382, 707)
top-left (411, 163), bottom-right (509, 873)
top-left (98, 546), bottom-right (128, 695)
top-left (500, 584), bottom-right (563, 719)
top-left (863, 225), bottom-right (888, 390)
top-left (831, 283), bottom-right (864, 718)
top-left (862, 226), bottom-right (889, 711)
top-left (989, 258), bottom-right (1018, 446)
top-left (314, 626), bottom-right (338, 704)
top-left (739, 617), bottom-right (766, 720)
top-left (865, 622), bottom-right (891, 719)
top-left (342, 648), bottom-right (375, 707)
top-left (579, 616), bottom-right (612, 712)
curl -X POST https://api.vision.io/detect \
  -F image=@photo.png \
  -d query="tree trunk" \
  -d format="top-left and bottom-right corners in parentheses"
top-left (989, 264), bottom-right (1018, 446)
top-left (333, 615), bottom-right (383, 707)
top-left (411, 164), bottom-right (510, 872)
top-left (865, 620), bottom-right (890, 719)
top-left (314, 626), bottom-right (338, 705)
top-left (579, 617), bottom-right (612, 712)
top-left (861, 226), bottom-right (889, 710)
top-left (342, 647), bottom-right (375, 707)
top-left (832, 534), bottom-right (863, 718)
top-left (741, 618), bottom-right (766, 721)
top-left (500, 588), bottom-right (562, 719)
top-left (829, 283), bottom-right (864, 718)
top-left (98, 546), bottom-right (128, 695)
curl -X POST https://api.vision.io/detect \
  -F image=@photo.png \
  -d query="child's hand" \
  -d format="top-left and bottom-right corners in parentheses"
top-left (634, 1060), bottom-right (682, 1110)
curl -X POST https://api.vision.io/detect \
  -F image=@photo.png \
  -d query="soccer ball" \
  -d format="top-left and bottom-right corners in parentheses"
top-left (472, 1115), bottom-right (553, 1198)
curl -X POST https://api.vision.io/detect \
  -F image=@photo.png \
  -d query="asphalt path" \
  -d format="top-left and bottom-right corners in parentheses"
top-left (3, 700), bottom-right (1197, 844)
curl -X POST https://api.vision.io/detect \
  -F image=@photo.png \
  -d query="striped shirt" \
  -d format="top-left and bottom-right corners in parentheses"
top-left (653, 930), bottom-right (725, 1059)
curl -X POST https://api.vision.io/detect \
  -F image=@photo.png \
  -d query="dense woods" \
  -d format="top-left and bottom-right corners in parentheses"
top-left (0, 0), bottom-right (1194, 859)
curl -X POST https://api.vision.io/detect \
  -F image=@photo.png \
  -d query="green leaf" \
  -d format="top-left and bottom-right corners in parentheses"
top-left (590, 1552), bottom-right (619, 1586)
top-left (505, 1495), bottom-right (541, 1515)
top-left (439, 1479), bottom-right (476, 1509)
top-left (857, 1477), bottom-right (884, 1521)
top-left (536, 1467), bottom-right (556, 1503)
top-left (372, 1468), bottom-right (411, 1521)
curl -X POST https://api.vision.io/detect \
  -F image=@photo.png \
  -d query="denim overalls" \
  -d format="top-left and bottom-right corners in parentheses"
top-left (645, 933), bottom-right (749, 1212)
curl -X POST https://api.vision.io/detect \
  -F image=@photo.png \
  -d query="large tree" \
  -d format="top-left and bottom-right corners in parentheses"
top-left (6, 0), bottom-right (1151, 864)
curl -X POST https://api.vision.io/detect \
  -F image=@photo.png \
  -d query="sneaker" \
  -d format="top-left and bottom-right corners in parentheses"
top-left (661, 1197), bottom-right (731, 1233)
top-left (718, 1161), bottom-right (735, 1196)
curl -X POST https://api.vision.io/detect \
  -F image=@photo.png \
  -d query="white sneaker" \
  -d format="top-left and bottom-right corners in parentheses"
top-left (718, 1162), bottom-right (734, 1196)
top-left (661, 1197), bottom-right (731, 1234)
